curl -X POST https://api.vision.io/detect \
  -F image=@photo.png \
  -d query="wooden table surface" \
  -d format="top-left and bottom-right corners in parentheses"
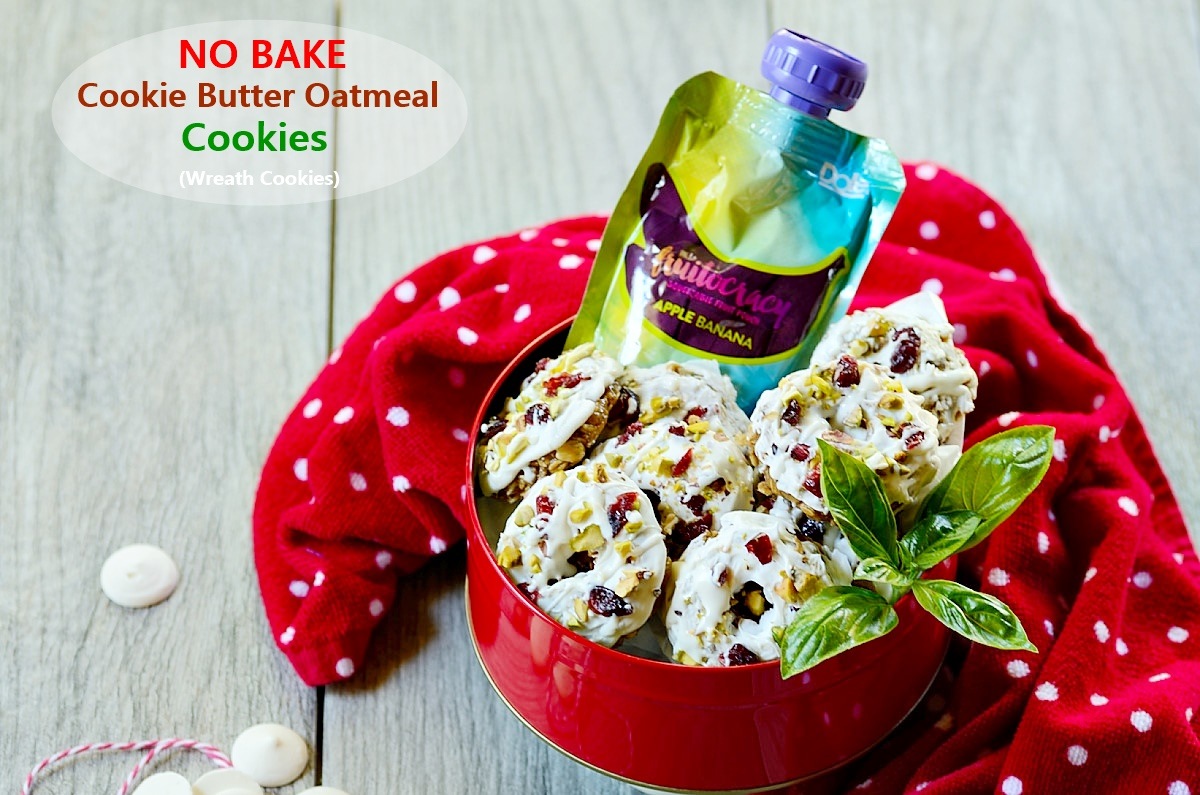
top-left (4, 1), bottom-right (1198, 792)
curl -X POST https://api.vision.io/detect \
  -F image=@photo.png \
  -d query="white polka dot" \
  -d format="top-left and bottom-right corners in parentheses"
top-left (494, 283), bottom-right (509, 293)
top-left (1007, 659), bottom-right (1031, 678)
top-left (1187, 708), bottom-right (1194, 722)
top-left (950, 323), bottom-right (967, 345)
top-left (1169, 626), bottom-right (1189, 643)
top-left (1150, 672), bottom-right (1171, 683)
top-left (1130, 709), bottom-right (1153, 732)
top-left (430, 536), bottom-right (449, 554)
top-left (280, 626), bottom-right (295, 645)
top-left (988, 568), bottom-right (1010, 587)
top-left (302, 398), bottom-right (323, 418)
top-left (460, 484), bottom-right (468, 503)
top-left (452, 428), bottom-right (470, 443)
top-left (1090, 693), bottom-right (1108, 706)
top-left (1035, 681), bottom-right (1059, 701)
top-left (1066, 745), bottom-right (1088, 766)
top-left (552, 237), bottom-right (568, 247)
top-left (1053, 439), bottom-right (1067, 462)
top-left (979, 210), bottom-right (997, 229)
top-left (990, 268), bottom-right (1017, 282)
top-left (376, 550), bottom-right (393, 569)
top-left (457, 327), bottom-right (479, 346)
top-left (855, 780), bottom-right (873, 790)
top-left (1115, 638), bottom-right (1129, 656)
top-left (369, 599), bottom-right (385, 617)
top-left (1118, 496), bottom-right (1139, 516)
top-left (518, 228), bottom-right (538, 242)
top-left (906, 246), bottom-right (919, 255)
top-left (1097, 425), bottom-right (1112, 443)
top-left (978, 360), bottom-right (992, 376)
top-left (921, 278), bottom-right (943, 295)
top-left (514, 303), bottom-right (532, 323)
top-left (394, 280), bottom-right (417, 303)
top-left (1169, 783), bottom-right (1191, 795)
top-left (1084, 566), bottom-right (1097, 583)
top-left (372, 335), bottom-right (385, 351)
top-left (915, 163), bottom-right (938, 181)
top-left (349, 472), bottom-right (368, 492)
top-left (392, 475), bottom-right (411, 493)
top-left (1026, 350), bottom-right (1039, 368)
top-left (1094, 621), bottom-right (1110, 643)
top-left (289, 580), bottom-right (310, 598)
top-left (918, 221), bottom-right (940, 240)
top-left (915, 782), bottom-right (929, 792)
top-left (1044, 619), bottom-right (1055, 637)
top-left (1048, 508), bottom-right (1057, 522)
top-left (385, 406), bottom-right (410, 428)
top-left (333, 406), bottom-right (354, 424)
top-left (1093, 394), bottom-right (1106, 410)
top-left (473, 245), bottom-right (497, 264)
top-left (1132, 571), bottom-right (1153, 589)
top-left (448, 367), bottom-right (466, 388)
top-left (586, 238), bottom-right (601, 252)
top-left (328, 347), bottom-right (342, 364)
top-left (998, 411), bottom-right (1021, 427)
top-left (293, 458), bottom-right (308, 482)
top-left (335, 657), bottom-right (355, 678)
top-left (559, 254), bottom-right (585, 270)
top-left (313, 571), bottom-right (325, 587)
top-left (438, 286), bottom-right (461, 310)
top-left (1174, 552), bottom-right (1186, 565)
top-left (1002, 776), bottom-right (1023, 795)
top-left (1037, 532), bottom-right (1050, 554)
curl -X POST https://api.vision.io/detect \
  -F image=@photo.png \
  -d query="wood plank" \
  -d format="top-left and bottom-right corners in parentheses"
top-left (0, 2), bottom-right (334, 790)
top-left (323, 2), bottom-right (769, 792)
top-left (770, 0), bottom-right (1200, 536)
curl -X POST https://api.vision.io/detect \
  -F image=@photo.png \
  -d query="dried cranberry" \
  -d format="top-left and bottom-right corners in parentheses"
top-left (588, 586), bottom-right (633, 617)
top-left (668, 514), bottom-right (712, 559)
top-left (708, 478), bottom-right (727, 493)
top-left (746, 534), bottom-right (774, 565)
top-left (671, 449), bottom-right (694, 477)
top-left (516, 582), bottom-right (540, 603)
top-left (890, 328), bottom-right (921, 374)
top-left (781, 399), bottom-right (803, 427)
top-left (607, 492), bottom-right (639, 535)
top-left (685, 406), bottom-right (708, 422)
top-left (644, 489), bottom-right (662, 512)
top-left (543, 372), bottom-right (587, 396)
top-left (535, 495), bottom-right (555, 516)
top-left (567, 551), bottom-right (595, 572)
top-left (717, 568), bottom-right (730, 586)
top-left (725, 644), bottom-right (761, 666)
top-left (479, 418), bottom-right (507, 442)
top-left (904, 429), bottom-right (926, 450)
top-left (667, 423), bottom-right (687, 437)
top-left (683, 494), bottom-right (707, 517)
top-left (833, 355), bottom-right (861, 388)
top-left (534, 357), bottom-right (552, 372)
top-left (803, 465), bottom-right (822, 498)
top-left (524, 402), bottom-right (551, 426)
top-left (611, 387), bottom-right (640, 426)
top-left (795, 515), bottom-right (827, 543)
top-left (790, 443), bottom-right (811, 462)
top-left (618, 421), bottom-right (644, 445)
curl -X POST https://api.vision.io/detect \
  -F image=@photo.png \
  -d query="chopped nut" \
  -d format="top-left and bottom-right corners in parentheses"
top-left (624, 519), bottom-right (643, 532)
top-left (570, 523), bottom-right (605, 553)
top-left (613, 540), bottom-right (633, 558)
top-left (568, 504), bottom-right (593, 523)
top-left (774, 576), bottom-right (801, 604)
top-left (746, 590), bottom-right (767, 617)
top-left (879, 393), bottom-right (905, 411)
top-left (553, 470), bottom-right (567, 487)
top-left (676, 650), bottom-right (699, 666)
top-left (528, 556), bottom-right (542, 574)
top-left (687, 420), bottom-right (710, 436)
top-left (594, 464), bottom-right (608, 483)
top-left (505, 435), bottom-right (530, 461)
top-left (615, 570), bottom-right (641, 597)
top-left (556, 439), bottom-right (586, 464)
top-left (796, 572), bottom-right (824, 601)
top-left (573, 597), bottom-right (590, 622)
top-left (512, 505), bottom-right (534, 527)
top-left (497, 545), bottom-right (522, 569)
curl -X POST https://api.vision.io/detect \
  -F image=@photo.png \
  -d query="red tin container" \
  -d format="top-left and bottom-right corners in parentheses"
top-left (465, 321), bottom-right (952, 793)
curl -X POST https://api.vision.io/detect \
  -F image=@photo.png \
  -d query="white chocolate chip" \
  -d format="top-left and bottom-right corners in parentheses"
top-left (100, 544), bottom-right (180, 608)
top-left (130, 772), bottom-right (192, 795)
top-left (192, 769), bottom-right (264, 795)
top-left (230, 723), bottom-right (309, 787)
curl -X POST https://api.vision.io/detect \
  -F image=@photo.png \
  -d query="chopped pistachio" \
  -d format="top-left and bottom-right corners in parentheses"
top-left (505, 435), bottom-right (530, 461)
top-left (613, 540), bottom-right (633, 558)
top-left (687, 420), bottom-right (710, 436)
top-left (570, 523), bottom-right (605, 553)
top-left (528, 556), bottom-right (542, 574)
top-left (568, 504), bottom-right (593, 523)
top-left (497, 545), bottom-right (522, 569)
top-left (594, 464), bottom-right (609, 483)
top-left (615, 570), bottom-right (641, 597)
top-left (676, 650), bottom-right (699, 666)
top-left (555, 439), bottom-right (586, 464)
top-left (512, 505), bottom-right (534, 527)
top-left (774, 575), bottom-right (801, 604)
top-left (746, 590), bottom-right (767, 617)
top-left (573, 597), bottom-right (589, 623)
top-left (553, 470), bottom-right (567, 487)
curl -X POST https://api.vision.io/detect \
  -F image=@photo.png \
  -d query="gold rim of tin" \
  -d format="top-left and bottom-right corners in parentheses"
top-left (462, 578), bottom-right (943, 794)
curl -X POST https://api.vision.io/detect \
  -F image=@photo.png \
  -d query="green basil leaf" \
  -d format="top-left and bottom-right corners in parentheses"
top-left (817, 440), bottom-right (899, 566)
top-left (919, 425), bottom-right (1055, 550)
top-left (898, 510), bottom-right (985, 574)
top-left (854, 557), bottom-right (914, 588)
top-left (911, 579), bottom-right (1037, 652)
top-left (779, 585), bottom-right (900, 678)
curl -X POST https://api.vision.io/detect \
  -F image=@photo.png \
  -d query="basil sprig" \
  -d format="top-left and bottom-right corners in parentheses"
top-left (778, 426), bottom-right (1054, 678)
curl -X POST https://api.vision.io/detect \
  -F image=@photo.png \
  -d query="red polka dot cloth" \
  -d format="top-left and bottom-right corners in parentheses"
top-left (253, 164), bottom-right (1200, 793)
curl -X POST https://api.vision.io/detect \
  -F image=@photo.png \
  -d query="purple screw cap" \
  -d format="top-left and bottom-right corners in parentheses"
top-left (761, 29), bottom-right (868, 118)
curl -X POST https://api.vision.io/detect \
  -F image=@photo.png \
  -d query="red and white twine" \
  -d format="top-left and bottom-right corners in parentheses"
top-left (22, 738), bottom-right (232, 795)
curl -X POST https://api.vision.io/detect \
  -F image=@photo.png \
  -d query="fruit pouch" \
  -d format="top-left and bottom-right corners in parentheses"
top-left (567, 33), bottom-right (905, 408)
